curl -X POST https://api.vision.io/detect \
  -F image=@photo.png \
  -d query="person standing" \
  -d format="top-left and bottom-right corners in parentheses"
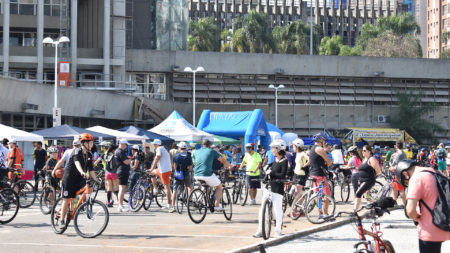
top-left (292, 139), bottom-right (309, 197)
top-left (129, 145), bottom-right (143, 192)
top-left (389, 141), bottom-right (408, 206)
top-left (143, 145), bottom-right (155, 170)
top-left (435, 143), bottom-right (447, 176)
top-left (396, 160), bottom-right (450, 253)
top-left (341, 146), bottom-right (362, 195)
top-left (148, 139), bottom-right (174, 212)
top-left (33, 142), bottom-right (48, 191)
top-left (384, 146), bottom-right (393, 164)
top-left (6, 139), bottom-right (24, 182)
top-left (95, 142), bottom-right (119, 207)
top-left (115, 139), bottom-right (132, 212)
top-left (353, 145), bottom-right (381, 210)
top-left (331, 145), bottom-right (345, 171)
top-left (171, 142), bottom-right (193, 212)
top-left (404, 144), bottom-right (414, 160)
top-left (238, 143), bottom-right (262, 205)
top-left (0, 139), bottom-right (9, 187)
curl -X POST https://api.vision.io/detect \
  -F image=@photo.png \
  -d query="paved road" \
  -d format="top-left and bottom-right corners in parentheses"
top-left (263, 209), bottom-right (450, 253)
top-left (1, 187), bottom-right (356, 253)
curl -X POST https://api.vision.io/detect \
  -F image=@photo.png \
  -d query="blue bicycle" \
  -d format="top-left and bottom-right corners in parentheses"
top-left (129, 171), bottom-right (154, 212)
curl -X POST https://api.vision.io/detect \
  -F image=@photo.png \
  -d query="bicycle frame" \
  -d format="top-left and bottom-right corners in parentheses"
top-left (67, 184), bottom-right (93, 220)
top-left (354, 213), bottom-right (391, 253)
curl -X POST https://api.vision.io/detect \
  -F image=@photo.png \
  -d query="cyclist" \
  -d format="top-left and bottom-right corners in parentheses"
top-left (59, 133), bottom-right (99, 229)
top-left (397, 160), bottom-right (450, 253)
top-left (171, 142), bottom-right (193, 212)
top-left (291, 139), bottom-right (309, 196)
top-left (129, 145), bottom-right (143, 192)
top-left (341, 146), bottom-right (362, 196)
top-left (95, 142), bottom-right (118, 207)
top-left (404, 144), bottom-right (414, 160)
top-left (115, 139), bottom-right (131, 212)
top-left (308, 133), bottom-right (333, 220)
top-left (53, 140), bottom-right (82, 176)
top-left (143, 145), bottom-right (155, 170)
top-left (253, 140), bottom-right (288, 238)
top-left (238, 143), bottom-right (262, 205)
top-left (192, 139), bottom-right (231, 211)
top-left (0, 139), bottom-right (9, 187)
top-left (384, 146), bottom-right (393, 164)
top-left (354, 145), bottom-right (381, 210)
top-left (389, 141), bottom-right (407, 206)
top-left (33, 141), bottom-right (48, 191)
top-left (435, 143), bottom-right (447, 176)
top-left (331, 144), bottom-right (344, 172)
top-left (43, 147), bottom-right (60, 192)
top-left (6, 139), bottom-right (24, 182)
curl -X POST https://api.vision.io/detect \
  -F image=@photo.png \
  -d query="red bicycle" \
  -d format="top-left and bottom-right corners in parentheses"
top-left (334, 197), bottom-right (396, 253)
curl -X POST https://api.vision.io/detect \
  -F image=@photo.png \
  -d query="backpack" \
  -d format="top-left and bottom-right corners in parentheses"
top-left (437, 149), bottom-right (446, 161)
top-left (419, 170), bottom-right (450, 232)
top-left (104, 152), bottom-right (117, 173)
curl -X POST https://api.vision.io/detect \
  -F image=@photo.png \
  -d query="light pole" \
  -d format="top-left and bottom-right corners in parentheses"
top-left (184, 66), bottom-right (205, 127)
top-left (268, 84), bottom-right (285, 127)
top-left (43, 36), bottom-right (70, 127)
top-left (310, 0), bottom-right (313, 55)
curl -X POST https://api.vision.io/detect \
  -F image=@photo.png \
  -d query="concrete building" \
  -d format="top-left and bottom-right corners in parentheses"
top-left (427, 0), bottom-right (449, 58)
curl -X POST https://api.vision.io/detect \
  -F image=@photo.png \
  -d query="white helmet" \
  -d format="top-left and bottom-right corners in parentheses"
top-left (270, 139), bottom-right (286, 151)
top-left (292, 138), bottom-right (304, 148)
top-left (132, 145), bottom-right (140, 150)
top-left (177, 142), bottom-right (188, 149)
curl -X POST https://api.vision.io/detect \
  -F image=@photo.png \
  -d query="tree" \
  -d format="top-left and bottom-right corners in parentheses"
top-left (319, 35), bottom-right (361, 56)
top-left (273, 20), bottom-right (320, 54)
top-left (188, 17), bottom-right (220, 52)
top-left (362, 31), bottom-right (422, 58)
top-left (231, 11), bottom-right (275, 53)
top-left (441, 50), bottom-right (450, 59)
top-left (389, 89), bottom-right (444, 143)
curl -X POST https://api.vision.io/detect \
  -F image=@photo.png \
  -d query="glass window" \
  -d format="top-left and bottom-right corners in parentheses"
top-left (23, 33), bottom-right (35, 46)
top-left (44, 5), bottom-right (50, 15)
top-left (9, 33), bottom-right (22, 46)
top-left (19, 4), bottom-right (35, 15)
top-left (10, 3), bottom-right (19, 14)
top-left (51, 5), bottom-right (59, 16)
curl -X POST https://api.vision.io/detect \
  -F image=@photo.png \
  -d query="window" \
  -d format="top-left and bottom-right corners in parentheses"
top-left (7, 31), bottom-right (36, 47)
top-left (44, 0), bottom-right (60, 16)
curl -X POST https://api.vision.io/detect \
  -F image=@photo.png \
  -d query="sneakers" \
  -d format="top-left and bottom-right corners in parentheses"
top-left (214, 206), bottom-right (224, 211)
top-left (58, 220), bottom-right (66, 230)
top-left (107, 202), bottom-right (113, 208)
top-left (118, 205), bottom-right (128, 212)
top-left (166, 204), bottom-right (173, 210)
top-left (318, 214), bottom-right (327, 220)
top-left (252, 231), bottom-right (263, 238)
top-left (153, 188), bottom-right (159, 194)
top-left (168, 207), bottom-right (175, 213)
top-left (250, 199), bottom-right (256, 205)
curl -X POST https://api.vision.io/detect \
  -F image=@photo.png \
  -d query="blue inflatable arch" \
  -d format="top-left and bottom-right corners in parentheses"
top-left (197, 109), bottom-right (271, 149)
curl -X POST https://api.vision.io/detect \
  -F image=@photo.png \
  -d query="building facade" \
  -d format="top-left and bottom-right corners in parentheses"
top-left (427, 0), bottom-right (449, 58)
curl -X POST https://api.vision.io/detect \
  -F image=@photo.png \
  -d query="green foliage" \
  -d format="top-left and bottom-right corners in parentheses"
top-left (389, 89), bottom-right (444, 143)
top-left (231, 11), bottom-right (275, 53)
top-left (273, 20), bottom-right (318, 54)
top-left (442, 31), bottom-right (450, 44)
top-left (188, 17), bottom-right (220, 52)
top-left (441, 50), bottom-right (450, 59)
top-left (376, 12), bottom-right (420, 35)
top-left (319, 35), bottom-right (361, 56)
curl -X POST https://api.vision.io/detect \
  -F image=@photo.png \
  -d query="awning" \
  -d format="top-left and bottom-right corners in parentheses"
top-left (347, 127), bottom-right (417, 144)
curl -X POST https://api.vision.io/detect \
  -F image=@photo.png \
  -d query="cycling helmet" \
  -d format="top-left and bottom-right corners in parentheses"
top-left (79, 133), bottom-right (94, 142)
top-left (132, 145), bottom-right (140, 150)
top-left (100, 141), bottom-right (111, 147)
top-left (292, 138), bottom-right (304, 148)
top-left (313, 133), bottom-right (328, 142)
top-left (270, 139), bottom-right (286, 151)
top-left (348, 146), bottom-right (358, 153)
top-left (48, 147), bottom-right (58, 153)
top-left (395, 160), bottom-right (419, 187)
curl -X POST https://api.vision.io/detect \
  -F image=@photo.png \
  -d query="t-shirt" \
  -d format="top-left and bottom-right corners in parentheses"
top-left (193, 147), bottom-right (220, 177)
top-left (294, 151), bottom-right (308, 176)
top-left (156, 146), bottom-right (172, 173)
top-left (45, 158), bottom-right (57, 172)
top-left (331, 149), bottom-right (344, 165)
top-left (348, 156), bottom-right (362, 174)
top-left (406, 167), bottom-right (450, 242)
top-left (389, 150), bottom-right (407, 167)
top-left (61, 148), bottom-right (74, 164)
top-left (62, 148), bottom-right (94, 184)
top-left (7, 147), bottom-right (24, 169)
top-left (385, 150), bottom-right (393, 162)
top-left (265, 150), bottom-right (275, 165)
top-left (131, 152), bottom-right (143, 172)
top-left (404, 149), bottom-right (414, 160)
top-left (144, 151), bottom-right (155, 169)
top-left (170, 148), bottom-right (179, 162)
top-left (243, 152), bottom-right (262, 176)
top-left (0, 145), bottom-right (9, 169)
top-left (173, 152), bottom-right (193, 173)
top-left (115, 148), bottom-right (130, 174)
top-left (34, 148), bottom-right (47, 170)
top-left (224, 150), bottom-right (232, 163)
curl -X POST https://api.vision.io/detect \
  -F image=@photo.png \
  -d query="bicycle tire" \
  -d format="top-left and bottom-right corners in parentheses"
top-left (239, 180), bottom-right (249, 206)
top-left (14, 180), bottom-right (36, 208)
top-left (222, 187), bottom-right (232, 220)
top-left (327, 179), bottom-right (335, 200)
top-left (232, 180), bottom-right (240, 204)
top-left (0, 189), bottom-right (19, 224)
top-left (50, 197), bottom-right (71, 234)
top-left (155, 184), bottom-right (166, 208)
top-left (143, 186), bottom-right (153, 211)
top-left (175, 184), bottom-right (185, 214)
top-left (39, 185), bottom-right (56, 215)
top-left (305, 194), bottom-right (336, 224)
top-left (261, 199), bottom-right (272, 240)
top-left (365, 181), bottom-right (384, 202)
top-left (383, 240), bottom-right (395, 253)
top-left (74, 199), bottom-right (109, 238)
top-left (187, 188), bottom-right (207, 224)
top-left (129, 185), bottom-right (145, 212)
top-left (290, 192), bottom-right (307, 220)
top-left (340, 180), bottom-right (351, 203)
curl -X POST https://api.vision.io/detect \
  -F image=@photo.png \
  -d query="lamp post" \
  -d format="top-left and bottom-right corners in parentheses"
top-left (268, 84), bottom-right (285, 127)
top-left (43, 36), bottom-right (70, 127)
top-left (184, 66), bottom-right (205, 127)
top-left (310, 0), bottom-right (313, 55)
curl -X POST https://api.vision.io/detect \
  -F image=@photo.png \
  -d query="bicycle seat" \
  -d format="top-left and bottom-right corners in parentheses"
top-left (197, 180), bottom-right (209, 188)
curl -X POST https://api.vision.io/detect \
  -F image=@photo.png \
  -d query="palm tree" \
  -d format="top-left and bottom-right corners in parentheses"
top-left (232, 10), bottom-right (275, 53)
top-left (188, 17), bottom-right (220, 52)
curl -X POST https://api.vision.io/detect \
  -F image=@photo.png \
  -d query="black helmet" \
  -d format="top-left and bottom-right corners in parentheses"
top-left (395, 160), bottom-right (419, 187)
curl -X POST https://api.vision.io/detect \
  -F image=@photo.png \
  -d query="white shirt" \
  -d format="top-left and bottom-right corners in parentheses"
top-left (331, 149), bottom-right (344, 165)
top-left (61, 148), bottom-right (75, 164)
top-left (0, 145), bottom-right (9, 168)
top-left (156, 146), bottom-right (172, 173)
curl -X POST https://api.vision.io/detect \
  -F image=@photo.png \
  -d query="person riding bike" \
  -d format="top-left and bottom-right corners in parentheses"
top-left (59, 133), bottom-right (99, 229)
top-left (43, 147), bottom-right (61, 191)
top-left (397, 160), bottom-right (450, 253)
top-left (291, 138), bottom-right (309, 198)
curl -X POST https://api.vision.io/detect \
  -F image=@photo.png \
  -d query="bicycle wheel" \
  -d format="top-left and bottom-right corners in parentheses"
top-left (232, 180), bottom-right (240, 204)
top-left (143, 186), bottom-right (154, 211)
top-left (175, 184), bottom-right (185, 214)
top-left (340, 180), bottom-right (351, 203)
top-left (14, 180), bottom-right (36, 208)
top-left (365, 181), bottom-right (384, 202)
top-left (282, 192), bottom-right (288, 214)
top-left (155, 184), bottom-right (166, 208)
top-left (305, 194), bottom-right (336, 224)
top-left (261, 199), bottom-right (272, 240)
top-left (222, 188), bottom-right (232, 220)
top-left (0, 189), bottom-right (19, 224)
top-left (129, 184), bottom-right (145, 212)
top-left (39, 185), bottom-right (56, 215)
top-left (50, 198), bottom-right (71, 234)
top-left (74, 199), bottom-right (109, 238)
top-left (327, 179), bottom-right (335, 200)
top-left (290, 193), bottom-right (307, 220)
top-left (239, 180), bottom-right (249, 206)
top-left (187, 188), bottom-right (207, 224)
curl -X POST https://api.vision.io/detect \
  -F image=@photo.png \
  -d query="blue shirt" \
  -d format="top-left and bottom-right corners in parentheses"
top-left (266, 150), bottom-right (275, 164)
top-left (173, 152), bottom-right (193, 173)
top-left (224, 150), bottom-right (232, 163)
top-left (193, 148), bottom-right (221, 177)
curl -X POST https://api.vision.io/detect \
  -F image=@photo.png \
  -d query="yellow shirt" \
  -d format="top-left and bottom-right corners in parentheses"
top-left (404, 149), bottom-right (413, 159)
top-left (242, 152), bottom-right (262, 176)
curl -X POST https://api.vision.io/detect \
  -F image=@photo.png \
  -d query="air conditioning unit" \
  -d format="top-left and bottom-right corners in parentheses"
top-left (377, 115), bottom-right (387, 123)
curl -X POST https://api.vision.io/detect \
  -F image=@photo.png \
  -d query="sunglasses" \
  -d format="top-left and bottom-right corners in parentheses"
top-left (362, 149), bottom-right (368, 152)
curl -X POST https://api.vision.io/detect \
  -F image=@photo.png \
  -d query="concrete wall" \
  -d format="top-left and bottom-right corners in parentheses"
top-left (126, 50), bottom-right (450, 79)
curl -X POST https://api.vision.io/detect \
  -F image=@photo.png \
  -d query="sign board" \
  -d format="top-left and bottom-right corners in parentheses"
top-left (53, 107), bottom-right (61, 127)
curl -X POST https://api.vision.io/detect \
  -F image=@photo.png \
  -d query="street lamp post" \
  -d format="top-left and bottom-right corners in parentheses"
top-left (184, 66), bottom-right (205, 127)
top-left (268, 84), bottom-right (285, 127)
top-left (43, 36), bottom-right (70, 127)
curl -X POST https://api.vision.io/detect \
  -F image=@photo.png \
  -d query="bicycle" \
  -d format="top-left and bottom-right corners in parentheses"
top-left (282, 180), bottom-right (295, 214)
top-left (261, 178), bottom-right (289, 240)
top-left (1, 168), bottom-right (36, 208)
top-left (231, 167), bottom-right (248, 206)
top-left (129, 171), bottom-right (154, 212)
top-left (39, 172), bottom-right (61, 215)
top-left (334, 197), bottom-right (396, 253)
top-left (332, 168), bottom-right (352, 203)
top-left (0, 179), bottom-right (20, 224)
top-left (50, 178), bottom-right (109, 238)
top-left (363, 180), bottom-right (384, 203)
top-left (289, 177), bottom-right (336, 224)
top-left (174, 180), bottom-right (189, 214)
top-left (187, 172), bottom-right (232, 224)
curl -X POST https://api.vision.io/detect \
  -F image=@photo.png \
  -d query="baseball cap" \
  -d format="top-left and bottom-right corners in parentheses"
top-left (119, 139), bottom-right (129, 145)
top-left (10, 139), bottom-right (17, 144)
top-left (132, 145), bottom-right (140, 150)
top-left (151, 139), bottom-right (162, 145)
top-left (177, 142), bottom-right (188, 149)
top-left (245, 143), bottom-right (254, 148)
top-left (73, 140), bottom-right (81, 146)
top-left (211, 144), bottom-right (218, 149)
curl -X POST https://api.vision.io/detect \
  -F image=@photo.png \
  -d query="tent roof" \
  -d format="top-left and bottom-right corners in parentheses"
top-left (149, 111), bottom-right (214, 142)
top-left (0, 124), bottom-right (44, 143)
top-left (87, 126), bottom-right (148, 141)
top-left (213, 135), bottom-right (240, 145)
top-left (118, 126), bottom-right (174, 146)
top-left (266, 123), bottom-right (284, 135)
top-left (32, 124), bottom-right (114, 140)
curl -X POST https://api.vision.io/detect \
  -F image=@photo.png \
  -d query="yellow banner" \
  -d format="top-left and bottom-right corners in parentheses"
top-left (349, 128), bottom-right (416, 144)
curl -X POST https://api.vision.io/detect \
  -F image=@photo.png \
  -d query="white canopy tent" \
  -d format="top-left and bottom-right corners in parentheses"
top-left (87, 126), bottom-right (148, 141)
top-left (0, 124), bottom-right (44, 143)
top-left (149, 111), bottom-right (214, 142)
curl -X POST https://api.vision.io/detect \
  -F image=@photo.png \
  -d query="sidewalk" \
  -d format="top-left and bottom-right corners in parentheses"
top-left (260, 209), bottom-right (450, 253)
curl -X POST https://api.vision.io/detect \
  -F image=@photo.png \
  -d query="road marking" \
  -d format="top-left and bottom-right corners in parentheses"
top-left (108, 222), bottom-right (248, 229)
top-left (0, 242), bottom-right (222, 252)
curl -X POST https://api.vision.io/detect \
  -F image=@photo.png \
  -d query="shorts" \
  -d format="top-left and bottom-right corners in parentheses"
top-left (246, 175), bottom-right (261, 189)
top-left (105, 171), bottom-right (118, 180)
top-left (392, 175), bottom-right (405, 191)
top-left (62, 180), bottom-right (86, 199)
top-left (311, 176), bottom-right (331, 196)
top-left (293, 174), bottom-right (307, 186)
top-left (117, 172), bottom-right (130, 186)
top-left (355, 180), bottom-right (375, 198)
top-left (156, 170), bottom-right (172, 185)
top-left (194, 174), bottom-right (221, 188)
top-left (173, 172), bottom-right (192, 190)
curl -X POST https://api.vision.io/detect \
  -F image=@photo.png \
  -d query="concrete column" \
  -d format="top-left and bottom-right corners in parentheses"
top-left (2, 0), bottom-right (10, 76)
top-left (71, 0), bottom-right (78, 86)
top-left (112, 0), bottom-right (127, 87)
top-left (104, 0), bottom-right (111, 83)
top-left (347, 0), bottom-right (352, 45)
top-left (315, 0), bottom-right (319, 24)
top-left (323, 0), bottom-right (328, 36)
top-left (37, 0), bottom-right (44, 83)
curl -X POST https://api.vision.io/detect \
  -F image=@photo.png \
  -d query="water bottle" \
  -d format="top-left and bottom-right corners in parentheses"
top-left (289, 185), bottom-right (295, 195)
top-left (73, 195), bottom-right (81, 207)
